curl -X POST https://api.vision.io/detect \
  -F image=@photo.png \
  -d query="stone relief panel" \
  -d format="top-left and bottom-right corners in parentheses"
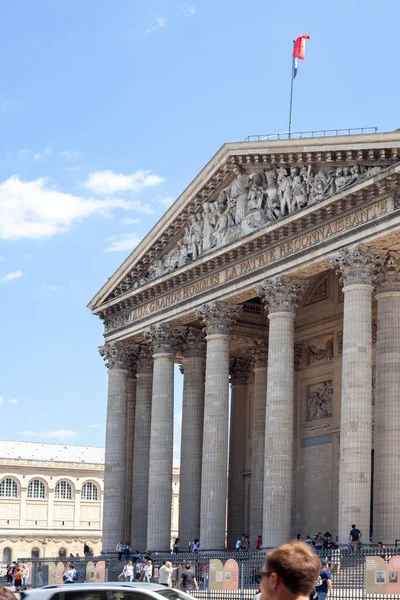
top-left (304, 337), bottom-right (334, 366)
top-left (306, 380), bottom-right (333, 422)
top-left (136, 162), bottom-right (383, 287)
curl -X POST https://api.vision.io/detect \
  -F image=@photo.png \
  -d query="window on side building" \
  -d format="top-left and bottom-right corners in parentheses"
top-left (27, 479), bottom-right (46, 499)
top-left (81, 482), bottom-right (98, 501)
top-left (0, 477), bottom-right (18, 498)
top-left (55, 480), bottom-right (73, 500)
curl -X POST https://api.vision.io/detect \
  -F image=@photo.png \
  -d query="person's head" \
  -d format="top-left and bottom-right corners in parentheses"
top-left (258, 535), bottom-right (262, 539)
top-left (165, 561), bottom-right (172, 568)
top-left (128, 561), bottom-right (132, 566)
top-left (321, 558), bottom-right (329, 568)
top-left (147, 560), bottom-right (152, 565)
top-left (69, 564), bottom-right (74, 569)
top-left (378, 541), bottom-right (383, 547)
top-left (296, 534), bottom-right (301, 541)
top-left (0, 586), bottom-right (17, 600)
top-left (260, 541), bottom-right (320, 600)
top-left (185, 561), bottom-right (192, 570)
top-left (194, 539), bottom-right (199, 543)
top-left (351, 524), bottom-right (356, 529)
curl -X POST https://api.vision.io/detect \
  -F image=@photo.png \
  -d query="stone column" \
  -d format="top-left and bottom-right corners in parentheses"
top-left (330, 243), bottom-right (374, 543)
top-left (99, 342), bottom-right (130, 551)
top-left (195, 301), bottom-right (241, 549)
top-left (373, 251), bottom-right (400, 542)
top-left (131, 345), bottom-right (153, 549)
top-left (178, 328), bottom-right (206, 547)
top-left (250, 340), bottom-right (268, 544)
top-left (124, 352), bottom-right (137, 541)
top-left (145, 323), bottom-right (177, 550)
top-left (257, 276), bottom-right (306, 547)
top-left (227, 357), bottom-right (250, 548)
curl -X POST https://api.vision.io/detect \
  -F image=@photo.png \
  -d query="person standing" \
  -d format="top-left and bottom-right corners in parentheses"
top-left (135, 560), bottom-right (143, 581)
top-left (192, 539), bottom-right (200, 553)
top-left (315, 558), bottom-right (332, 600)
top-left (260, 541), bottom-right (320, 600)
top-left (123, 561), bottom-right (134, 582)
top-left (116, 541), bottom-right (123, 561)
top-left (141, 559), bottom-right (153, 583)
top-left (256, 535), bottom-right (262, 551)
top-left (158, 561), bottom-right (177, 588)
top-left (173, 538), bottom-right (180, 554)
top-left (176, 562), bottom-right (199, 593)
top-left (235, 537), bottom-right (242, 551)
top-left (83, 543), bottom-right (90, 556)
top-left (6, 564), bottom-right (12, 586)
top-left (22, 564), bottom-right (29, 590)
top-left (13, 565), bottom-right (22, 591)
top-left (349, 524), bottom-right (362, 552)
top-left (314, 533), bottom-right (323, 551)
top-left (123, 542), bottom-right (131, 561)
top-left (64, 564), bottom-right (77, 584)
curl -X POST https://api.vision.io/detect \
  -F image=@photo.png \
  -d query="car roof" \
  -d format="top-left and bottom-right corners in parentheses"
top-left (23, 583), bottom-right (194, 596)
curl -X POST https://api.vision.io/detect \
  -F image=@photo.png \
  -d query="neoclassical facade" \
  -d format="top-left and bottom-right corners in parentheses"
top-left (88, 131), bottom-right (400, 550)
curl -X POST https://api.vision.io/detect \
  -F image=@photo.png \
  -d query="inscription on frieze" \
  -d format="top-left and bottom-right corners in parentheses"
top-left (105, 198), bottom-right (392, 333)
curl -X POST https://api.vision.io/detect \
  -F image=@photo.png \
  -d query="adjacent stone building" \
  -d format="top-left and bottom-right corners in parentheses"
top-left (88, 131), bottom-right (400, 550)
top-left (0, 441), bottom-right (180, 561)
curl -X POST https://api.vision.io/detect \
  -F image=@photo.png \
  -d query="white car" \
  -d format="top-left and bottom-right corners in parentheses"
top-left (20, 582), bottom-right (197, 600)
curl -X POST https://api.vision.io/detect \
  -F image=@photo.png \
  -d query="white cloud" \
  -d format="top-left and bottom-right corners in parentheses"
top-left (18, 429), bottom-right (77, 440)
top-left (9, 399), bottom-right (19, 404)
top-left (1, 270), bottom-right (23, 282)
top-left (144, 15), bottom-right (167, 36)
top-left (183, 5), bottom-right (196, 16)
top-left (0, 396), bottom-right (3, 406)
top-left (0, 175), bottom-right (152, 240)
top-left (33, 146), bottom-right (53, 161)
top-left (83, 169), bottom-right (164, 195)
top-left (121, 217), bottom-right (140, 225)
top-left (105, 233), bottom-right (143, 252)
top-left (60, 150), bottom-right (80, 160)
top-left (159, 195), bottom-right (175, 207)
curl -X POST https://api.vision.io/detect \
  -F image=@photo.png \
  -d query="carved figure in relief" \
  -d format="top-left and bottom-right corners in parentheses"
top-left (307, 380), bottom-right (333, 421)
top-left (292, 175), bottom-right (308, 211)
top-left (189, 214), bottom-right (203, 260)
top-left (228, 164), bottom-right (251, 224)
top-left (202, 202), bottom-right (216, 251)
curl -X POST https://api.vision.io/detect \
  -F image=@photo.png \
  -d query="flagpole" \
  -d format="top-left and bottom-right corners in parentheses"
top-left (288, 40), bottom-right (295, 139)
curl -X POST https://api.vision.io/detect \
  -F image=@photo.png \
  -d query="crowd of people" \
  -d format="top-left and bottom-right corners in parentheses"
top-left (5, 562), bottom-right (29, 591)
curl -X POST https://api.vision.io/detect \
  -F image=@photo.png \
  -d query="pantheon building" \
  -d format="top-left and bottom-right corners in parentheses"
top-left (89, 131), bottom-right (400, 551)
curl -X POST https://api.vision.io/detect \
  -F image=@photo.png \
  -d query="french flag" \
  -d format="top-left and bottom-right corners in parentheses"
top-left (293, 35), bottom-right (310, 78)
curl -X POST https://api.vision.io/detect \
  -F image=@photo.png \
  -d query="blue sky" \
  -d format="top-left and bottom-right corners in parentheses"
top-left (0, 0), bottom-right (398, 457)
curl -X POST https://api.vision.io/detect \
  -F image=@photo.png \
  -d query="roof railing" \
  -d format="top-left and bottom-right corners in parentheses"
top-left (244, 127), bottom-right (378, 142)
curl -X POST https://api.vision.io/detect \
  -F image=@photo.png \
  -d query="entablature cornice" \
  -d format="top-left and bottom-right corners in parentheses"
top-left (97, 167), bottom-right (400, 327)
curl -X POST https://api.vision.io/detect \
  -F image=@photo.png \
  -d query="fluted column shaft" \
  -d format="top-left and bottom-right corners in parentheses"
top-left (250, 342), bottom-right (268, 544)
top-left (178, 330), bottom-right (205, 546)
top-left (131, 347), bottom-right (153, 549)
top-left (257, 276), bottom-right (306, 547)
top-left (124, 376), bottom-right (137, 540)
top-left (227, 359), bottom-right (249, 548)
top-left (146, 324), bottom-right (176, 550)
top-left (331, 244), bottom-right (373, 543)
top-left (99, 343), bottom-right (130, 551)
top-left (196, 301), bottom-right (240, 549)
top-left (373, 251), bottom-right (400, 542)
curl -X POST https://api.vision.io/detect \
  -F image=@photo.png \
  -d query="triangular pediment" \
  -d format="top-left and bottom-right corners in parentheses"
top-left (88, 133), bottom-right (400, 313)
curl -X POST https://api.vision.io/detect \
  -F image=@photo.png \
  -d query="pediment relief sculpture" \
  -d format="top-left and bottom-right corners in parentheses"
top-left (127, 161), bottom-right (383, 292)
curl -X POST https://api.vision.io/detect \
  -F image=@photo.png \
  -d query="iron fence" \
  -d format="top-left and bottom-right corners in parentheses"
top-left (19, 547), bottom-right (400, 599)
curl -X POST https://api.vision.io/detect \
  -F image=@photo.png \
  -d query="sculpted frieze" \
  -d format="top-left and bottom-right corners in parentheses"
top-left (306, 380), bottom-right (333, 421)
top-left (141, 162), bottom-right (382, 285)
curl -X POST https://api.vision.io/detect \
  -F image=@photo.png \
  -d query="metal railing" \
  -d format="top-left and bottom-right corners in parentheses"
top-left (20, 547), bottom-right (400, 599)
top-left (244, 127), bottom-right (378, 142)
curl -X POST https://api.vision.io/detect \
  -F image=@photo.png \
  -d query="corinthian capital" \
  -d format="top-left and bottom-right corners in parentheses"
top-left (252, 340), bottom-right (268, 368)
top-left (136, 344), bottom-right (153, 373)
top-left (99, 342), bottom-right (131, 370)
top-left (230, 357), bottom-right (250, 385)
top-left (257, 275), bottom-right (307, 314)
top-left (144, 323), bottom-right (178, 354)
top-left (374, 251), bottom-right (400, 294)
top-left (195, 301), bottom-right (241, 335)
top-left (330, 243), bottom-right (373, 287)
top-left (182, 327), bottom-right (206, 358)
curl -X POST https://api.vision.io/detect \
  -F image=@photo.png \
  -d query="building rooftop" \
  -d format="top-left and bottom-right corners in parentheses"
top-left (0, 440), bottom-right (105, 464)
